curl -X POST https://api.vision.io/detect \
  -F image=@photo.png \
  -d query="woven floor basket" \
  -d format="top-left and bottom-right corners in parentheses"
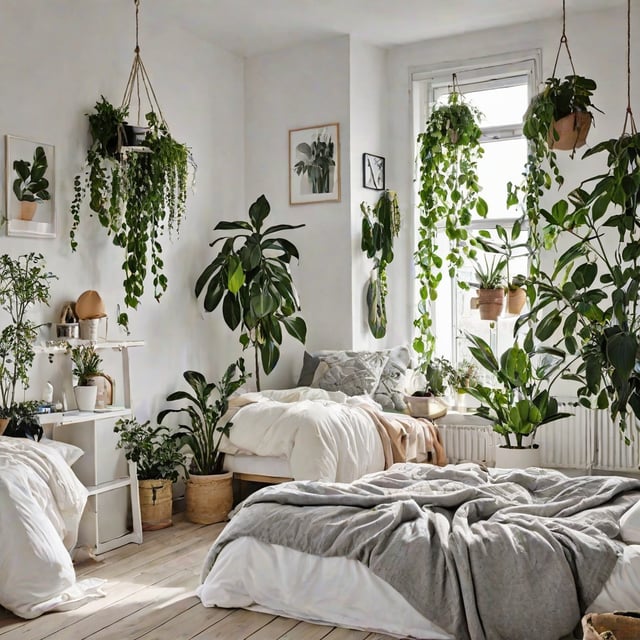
top-left (185, 471), bottom-right (233, 525)
top-left (582, 611), bottom-right (640, 640)
top-left (139, 479), bottom-right (173, 531)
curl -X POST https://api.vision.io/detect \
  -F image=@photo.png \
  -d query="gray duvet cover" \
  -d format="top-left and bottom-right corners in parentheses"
top-left (201, 463), bottom-right (640, 640)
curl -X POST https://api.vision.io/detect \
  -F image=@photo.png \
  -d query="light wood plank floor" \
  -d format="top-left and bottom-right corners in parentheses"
top-left (0, 515), bottom-right (398, 640)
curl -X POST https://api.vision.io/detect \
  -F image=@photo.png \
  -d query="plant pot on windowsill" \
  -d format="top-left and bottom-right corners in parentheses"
top-left (506, 287), bottom-right (526, 315)
top-left (477, 288), bottom-right (504, 321)
top-left (547, 111), bottom-right (592, 150)
top-left (404, 394), bottom-right (448, 420)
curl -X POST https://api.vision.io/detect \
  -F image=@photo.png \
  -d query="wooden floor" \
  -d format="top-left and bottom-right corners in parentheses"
top-left (0, 515), bottom-right (397, 640)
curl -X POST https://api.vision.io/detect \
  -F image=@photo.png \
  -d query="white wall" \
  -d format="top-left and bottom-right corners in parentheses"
top-left (0, 1), bottom-right (245, 421)
top-left (386, 5), bottom-right (639, 363)
top-left (244, 36), bottom-right (353, 388)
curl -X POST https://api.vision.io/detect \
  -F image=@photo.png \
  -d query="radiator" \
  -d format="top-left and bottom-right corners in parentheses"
top-left (437, 401), bottom-right (640, 472)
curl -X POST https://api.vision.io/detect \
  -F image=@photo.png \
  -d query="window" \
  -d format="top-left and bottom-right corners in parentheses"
top-left (412, 53), bottom-right (540, 371)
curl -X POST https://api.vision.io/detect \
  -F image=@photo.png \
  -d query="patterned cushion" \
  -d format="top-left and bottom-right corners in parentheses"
top-left (310, 350), bottom-right (389, 397)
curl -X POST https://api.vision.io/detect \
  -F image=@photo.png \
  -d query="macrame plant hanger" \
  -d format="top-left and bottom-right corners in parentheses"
top-left (622, 0), bottom-right (637, 136)
top-left (551, 0), bottom-right (577, 80)
top-left (120, 0), bottom-right (168, 149)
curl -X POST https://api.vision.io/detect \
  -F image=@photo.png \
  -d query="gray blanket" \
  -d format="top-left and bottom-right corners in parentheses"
top-left (201, 463), bottom-right (640, 640)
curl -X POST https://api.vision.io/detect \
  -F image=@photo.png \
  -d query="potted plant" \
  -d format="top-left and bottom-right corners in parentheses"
top-left (66, 343), bottom-right (103, 411)
top-left (70, 97), bottom-right (194, 331)
top-left (471, 256), bottom-right (506, 321)
top-left (449, 359), bottom-right (479, 412)
top-left (466, 331), bottom-right (569, 467)
top-left (0, 253), bottom-right (56, 434)
top-left (2, 401), bottom-right (43, 441)
top-left (158, 359), bottom-right (248, 525)
top-left (360, 190), bottom-right (401, 339)
top-left (12, 146), bottom-right (51, 221)
top-left (405, 356), bottom-right (454, 419)
top-left (195, 195), bottom-right (306, 390)
top-left (113, 416), bottom-right (187, 530)
top-left (413, 86), bottom-right (489, 361)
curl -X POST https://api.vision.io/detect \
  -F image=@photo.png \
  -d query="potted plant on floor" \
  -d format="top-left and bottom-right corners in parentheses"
top-left (471, 256), bottom-right (506, 321)
top-left (114, 417), bottom-right (187, 530)
top-left (0, 253), bottom-right (56, 434)
top-left (158, 359), bottom-right (248, 525)
top-left (405, 356), bottom-right (454, 420)
top-left (12, 146), bottom-right (52, 221)
top-left (66, 343), bottom-right (103, 411)
top-left (466, 331), bottom-right (569, 467)
top-left (195, 195), bottom-right (306, 390)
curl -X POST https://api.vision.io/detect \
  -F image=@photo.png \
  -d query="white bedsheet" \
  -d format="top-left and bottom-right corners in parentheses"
top-left (198, 536), bottom-right (640, 640)
top-left (219, 389), bottom-right (386, 482)
top-left (0, 436), bottom-right (105, 618)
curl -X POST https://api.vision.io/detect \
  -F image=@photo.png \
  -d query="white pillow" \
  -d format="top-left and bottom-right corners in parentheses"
top-left (38, 438), bottom-right (85, 466)
top-left (620, 498), bottom-right (640, 544)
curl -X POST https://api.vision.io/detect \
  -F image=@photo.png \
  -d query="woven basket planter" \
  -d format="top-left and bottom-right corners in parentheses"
top-left (548, 111), bottom-right (592, 151)
top-left (582, 611), bottom-right (640, 640)
top-left (185, 471), bottom-right (233, 525)
top-left (139, 479), bottom-right (173, 531)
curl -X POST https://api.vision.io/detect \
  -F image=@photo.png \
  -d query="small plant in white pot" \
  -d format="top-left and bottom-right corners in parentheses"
top-left (465, 331), bottom-right (570, 468)
top-left (114, 417), bottom-right (186, 530)
top-left (66, 343), bottom-right (102, 411)
top-left (158, 359), bottom-right (248, 525)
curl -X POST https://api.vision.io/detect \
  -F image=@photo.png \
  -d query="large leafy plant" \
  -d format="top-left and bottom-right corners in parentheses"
top-left (157, 359), bottom-right (248, 476)
top-left (414, 90), bottom-right (488, 361)
top-left (195, 195), bottom-right (307, 390)
top-left (466, 332), bottom-right (569, 448)
top-left (70, 97), bottom-right (192, 330)
top-left (0, 253), bottom-right (56, 418)
top-left (360, 190), bottom-right (401, 338)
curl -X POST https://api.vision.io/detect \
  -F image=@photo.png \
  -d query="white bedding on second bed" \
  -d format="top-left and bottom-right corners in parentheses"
top-left (198, 536), bottom-right (640, 640)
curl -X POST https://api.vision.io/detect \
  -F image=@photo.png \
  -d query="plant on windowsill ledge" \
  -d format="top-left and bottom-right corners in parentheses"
top-left (360, 190), bottom-right (401, 339)
top-left (405, 357), bottom-right (454, 420)
top-left (414, 79), bottom-right (488, 361)
top-left (470, 256), bottom-right (506, 321)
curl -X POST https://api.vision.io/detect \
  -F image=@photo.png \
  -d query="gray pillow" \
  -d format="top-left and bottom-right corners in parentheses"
top-left (310, 350), bottom-right (389, 396)
top-left (372, 345), bottom-right (411, 411)
top-left (296, 351), bottom-right (321, 386)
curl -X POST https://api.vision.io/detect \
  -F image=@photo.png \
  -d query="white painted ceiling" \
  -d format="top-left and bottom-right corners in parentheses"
top-left (151, 0), bottom-right (624, 58)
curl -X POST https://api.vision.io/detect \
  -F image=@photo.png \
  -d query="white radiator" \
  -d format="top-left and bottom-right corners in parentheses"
top-left (438, 401), bottom-right (640, 472)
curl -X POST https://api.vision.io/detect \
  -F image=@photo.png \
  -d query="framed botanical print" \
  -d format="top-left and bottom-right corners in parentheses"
top-left (363, 153), bottom-right (385, 190)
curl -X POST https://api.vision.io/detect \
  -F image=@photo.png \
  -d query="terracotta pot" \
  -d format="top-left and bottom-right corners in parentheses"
top-left (495, 445), bottom-right (541, 469)
top-left (185, 471), bottom-right (233, 525)
top-left (548, 111), bottom-right (592, 150)
top-left (19, 201), bottom-right (37, 221)
top-left (0, 417), bottom-right (9, 436)
top-left (139, 479), bottom-right (173, 531)
top-left (477, 288), bottom-right (504, 321)
top-left (507, 287), bottom-right (526, 315)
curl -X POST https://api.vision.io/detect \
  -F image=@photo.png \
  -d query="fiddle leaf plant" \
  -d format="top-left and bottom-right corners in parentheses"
top-left (360, 190), bottom-right (401, 338)
top-left (414, 90), bottom-right (488, 361)
top-left (195, 195), bottom-right (307, 390)
top-left (12, 146), bottom-right (51, 203)
top-left (527, 131), bottom-right (640, 440)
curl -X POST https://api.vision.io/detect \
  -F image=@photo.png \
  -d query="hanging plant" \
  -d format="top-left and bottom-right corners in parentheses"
top-left (525, 0), bottom-right (640, 440)
top-left (69, 0), bottom-right (194, 331)
top-left (360, 190), bottom-right (401, 338)
top-left (414, 82), bottom-right (488, 360)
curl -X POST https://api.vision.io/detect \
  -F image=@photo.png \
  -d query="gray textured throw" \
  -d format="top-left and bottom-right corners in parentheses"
top-left (201, 463), bottom-right (640, 640)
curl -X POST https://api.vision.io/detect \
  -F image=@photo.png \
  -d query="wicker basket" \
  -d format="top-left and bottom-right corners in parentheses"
top-left (582, 611), bottom-right (640, 640)
top-left (404, 395), bottom-right (448, 420)
top-left (139, 479), bottom-right (173, 531)
top-left (185, 471), bottom-right (233, 525)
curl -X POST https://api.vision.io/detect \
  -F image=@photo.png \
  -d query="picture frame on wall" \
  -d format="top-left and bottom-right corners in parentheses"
top-left (362, 153), bottom-right (385, 190)
top-left (5, 135), bottom-right (56, 238)
top-left (289, 123), bottom-right (340, 205)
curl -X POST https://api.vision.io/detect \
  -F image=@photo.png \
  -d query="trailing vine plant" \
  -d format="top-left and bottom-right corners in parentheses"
top-left (414, 82), bottom-right (488, 360)
top-left (360, 190), bottom-right (401, 338)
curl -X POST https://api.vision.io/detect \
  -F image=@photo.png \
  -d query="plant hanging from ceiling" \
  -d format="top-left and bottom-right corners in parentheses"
top-left (360, 190), bottom-right (401, 339)
top-left (414, 77), bottom-right (488, 360)
top-left (69, 0), bottom-right (194, 331)
top-left (525, 0), bottom-right (640, 441)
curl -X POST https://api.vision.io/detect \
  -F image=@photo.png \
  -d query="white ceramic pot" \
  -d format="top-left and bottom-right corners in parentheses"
top-left (495, 445), bottom-right (541, 469)
top-left (74, 384), bottom-right (97, 411)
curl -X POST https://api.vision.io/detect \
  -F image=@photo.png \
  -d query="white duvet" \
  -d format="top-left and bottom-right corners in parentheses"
top-left (0, 436), bottom-right (105, 618)
top-left (219, 388), bottom-right (387, 482)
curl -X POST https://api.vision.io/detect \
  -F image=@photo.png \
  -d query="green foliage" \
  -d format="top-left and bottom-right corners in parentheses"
top-left (66, 343), bottom-right (103, 385)
top-left (114, 417), bottom-right (186, 482)
top-left (466, 332), bottom-right (569, 447)
top-left (12, 146), bottom-right (51, 203)
top-left (69, 97), bottom-right (193, 332)
top-left (157, 359), bottom-right (248, 476)
top-left (360, 190), bottom-right (401, 338)
top-left (414, 91), bottom-right (487, 361)
top-left (529, 132), bottom-right (640, 439)
top-left (195, 195), bottom-right (307, 390)
top-left (475, 222), bottom-right (529, 290)
top-left (413, 357), bottom-right (454, 396)
top-left (0, 254), bottom-right (56, 413)
top-left (449, 359), bottom-right (479, 391)
top-left (3, 401), bottom-right (43, 441)
top-left (471, 255), bottom-right (507, 289)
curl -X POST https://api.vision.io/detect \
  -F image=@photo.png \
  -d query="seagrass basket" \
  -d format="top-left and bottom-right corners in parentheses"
top-left (582, 611), bottom-right (640, 640)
